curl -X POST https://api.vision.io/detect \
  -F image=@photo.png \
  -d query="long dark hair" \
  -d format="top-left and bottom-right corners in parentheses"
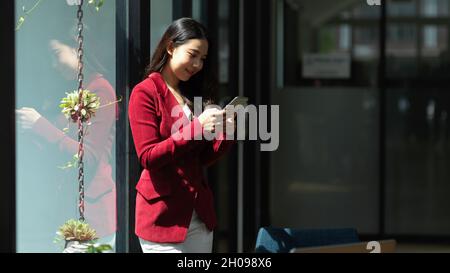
top-left (144, 17), bottom-right (218, 111)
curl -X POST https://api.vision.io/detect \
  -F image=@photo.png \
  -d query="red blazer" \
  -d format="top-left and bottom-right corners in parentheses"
top-left (129, 72), bottom-right (235, 243)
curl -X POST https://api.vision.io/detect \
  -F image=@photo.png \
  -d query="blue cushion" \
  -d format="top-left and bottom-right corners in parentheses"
top-left (255, 227), bottom-right (359, 253)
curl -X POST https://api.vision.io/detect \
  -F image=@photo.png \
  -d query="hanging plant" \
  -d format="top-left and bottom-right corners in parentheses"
top-left (57, 219), bottom-right (97, 242)
top-left (60, 89), bottom-right (100, 123)
top-left (55, 219), bottom-right (112, 253)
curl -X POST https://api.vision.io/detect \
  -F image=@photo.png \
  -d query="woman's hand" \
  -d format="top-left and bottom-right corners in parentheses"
top-left (198, 108), bottom-right (225, 133)
top-left (16, 107), bottom-right (42, 130)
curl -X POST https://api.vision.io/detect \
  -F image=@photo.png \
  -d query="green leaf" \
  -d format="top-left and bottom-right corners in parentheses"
top-left (15, 16), bottom-right (25, 31)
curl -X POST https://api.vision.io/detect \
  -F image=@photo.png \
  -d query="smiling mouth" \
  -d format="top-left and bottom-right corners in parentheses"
top-left (186, 69), bottom-right (194, 76)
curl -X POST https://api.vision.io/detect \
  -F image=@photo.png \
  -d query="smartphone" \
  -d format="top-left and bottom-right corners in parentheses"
top-left (225, 96), bottom-right (248, 107)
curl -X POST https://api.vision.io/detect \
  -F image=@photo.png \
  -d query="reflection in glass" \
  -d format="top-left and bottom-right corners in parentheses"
top-left (284, 0), bottom-right (379, 86)
top-left (387, 0), bottom-right (416, 17)
top-left (385, 0), bottom-right (450, 236)
top-left (15, 1), bottom-right (117, 252)
top-left (150, 0), bottom-right (172, 56)
top-left (273, 0), bottom-right (380, 234)
top-left (421, 0), bottom-right (449, 17)
top-left (422, 25), bottom-right (447, 57)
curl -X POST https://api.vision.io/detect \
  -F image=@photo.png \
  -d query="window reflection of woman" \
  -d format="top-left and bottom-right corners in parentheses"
top-left (16, 35), bottom-right (117, 251)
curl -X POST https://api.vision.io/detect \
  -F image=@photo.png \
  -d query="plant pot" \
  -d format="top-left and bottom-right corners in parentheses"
top-left (63, 240), bottom-right (90, 253)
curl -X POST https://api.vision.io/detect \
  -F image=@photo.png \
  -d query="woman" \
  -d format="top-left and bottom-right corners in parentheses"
top-left (128, 17), bottom-right (236, 253)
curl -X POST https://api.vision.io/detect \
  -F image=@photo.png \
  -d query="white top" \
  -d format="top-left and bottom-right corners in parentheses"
top-left (183, 104), bottom-right (193, 121)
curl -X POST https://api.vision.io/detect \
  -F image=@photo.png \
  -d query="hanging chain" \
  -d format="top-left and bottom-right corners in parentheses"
top-left (76, 0), bottom-right (85, 222)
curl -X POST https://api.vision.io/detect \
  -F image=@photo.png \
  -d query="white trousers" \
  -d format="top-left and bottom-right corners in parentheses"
top-left (139, 210), bottom-right (214, 253)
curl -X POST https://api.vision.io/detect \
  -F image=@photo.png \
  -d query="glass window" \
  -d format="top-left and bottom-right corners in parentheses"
top-left (385, 0), bottom-right (450, 236)
top-left (15, 0), bottom-right (117, 252)
top-left (421, 0), bottom-right (449, 17)
top-left (284, 0), bottom-right (380, 87)
top-left (387, 0), bottom-right (417, 17)
top-left (150, 0), bottom-right (173, 56)
top-left (218, 0), bottom-right (229, 84)
top-left (422, 25), bottom-right (447, 57)
top-left (353, 3), bottom-right (381, 18)
top-left (353, 26), bottom-right (380, 60)
top-left (385, 87), bottom-right (450, 235)
top-left (271, 0), bottom-right (380, 234)
top-left (386, 0), bottom-right (450, 78)
top-left (387, 24), bottom-right (417, 55)
top-left (192, 0), bottom-right (203, 23)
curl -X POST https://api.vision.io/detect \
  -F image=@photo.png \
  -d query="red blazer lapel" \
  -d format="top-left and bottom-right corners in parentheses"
top-left (149, 73), bottom-right (191, 130)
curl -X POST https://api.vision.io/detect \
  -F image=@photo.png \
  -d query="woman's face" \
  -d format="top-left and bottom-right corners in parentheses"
top-left (49, 39), bottom-right (78, 80)
top-left (167, 38), bottom-right (208, 82)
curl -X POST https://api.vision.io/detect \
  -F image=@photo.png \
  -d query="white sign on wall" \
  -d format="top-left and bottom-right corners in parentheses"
top-left (302, 53), bottom-right (351, 79)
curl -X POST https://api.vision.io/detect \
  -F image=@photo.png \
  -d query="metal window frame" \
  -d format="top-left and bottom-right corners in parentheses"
top-left (0, 0), bottom-right (16, 253)
top-left (115, 0), bottom-right (151, 253)
top-left (173, 0), bottom-right (193, 20)
top-left (240, 0), bottom-right (272, 253)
